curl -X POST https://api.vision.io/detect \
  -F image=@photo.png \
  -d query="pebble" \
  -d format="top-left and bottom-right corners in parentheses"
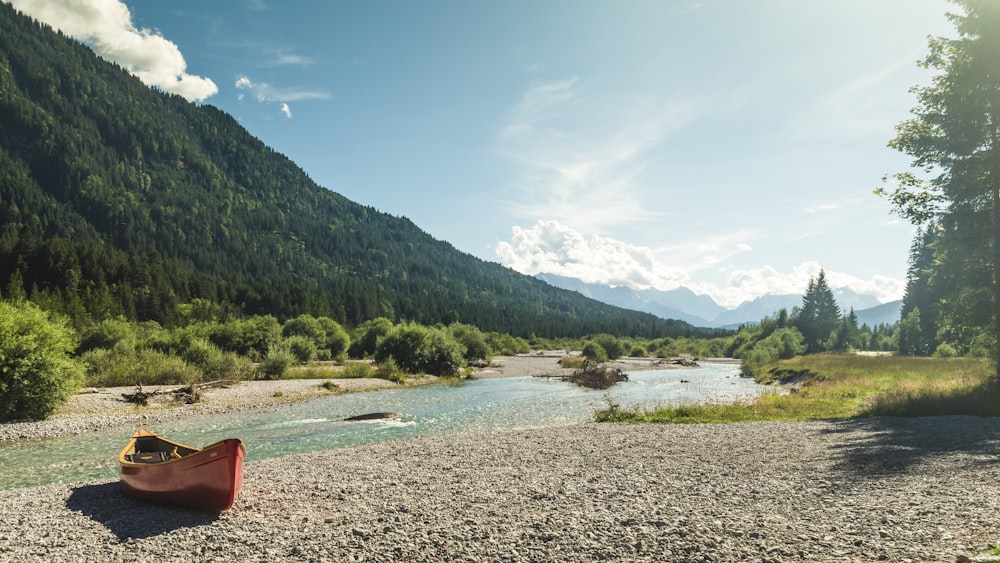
top-left (0, 416), bottom-right (998, 561)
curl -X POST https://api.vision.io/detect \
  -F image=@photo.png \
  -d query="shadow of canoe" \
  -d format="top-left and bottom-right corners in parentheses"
top-left (66, 481), bottom-right (219, 540)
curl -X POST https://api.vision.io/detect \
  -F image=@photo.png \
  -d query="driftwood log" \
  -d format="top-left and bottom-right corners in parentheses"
top-left (121, 379), bottom-right (233, 406)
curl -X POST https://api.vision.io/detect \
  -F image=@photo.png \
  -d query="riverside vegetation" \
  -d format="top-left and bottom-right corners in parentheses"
top-left (596, 354), bottom-right (999, 423)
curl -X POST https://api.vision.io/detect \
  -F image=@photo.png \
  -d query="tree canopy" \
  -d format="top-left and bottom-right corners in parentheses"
top-left (877, 0), bottom-right (1000, 376)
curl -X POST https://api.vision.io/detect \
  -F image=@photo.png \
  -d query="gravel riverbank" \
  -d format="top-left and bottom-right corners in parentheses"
top-left (2, 417), bottom-right (1000, 561)
top-left (2, 355), bottom-right (999, 561)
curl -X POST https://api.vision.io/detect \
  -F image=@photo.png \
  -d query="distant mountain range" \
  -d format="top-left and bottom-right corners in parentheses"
top-left (535, 273), bottom-right (902, 329)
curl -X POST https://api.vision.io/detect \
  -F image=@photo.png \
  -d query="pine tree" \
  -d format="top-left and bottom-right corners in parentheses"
top-left (796, 270), bottom-right (841, 353)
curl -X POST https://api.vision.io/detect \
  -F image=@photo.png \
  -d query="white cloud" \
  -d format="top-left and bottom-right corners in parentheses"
top-left (280, 103), bottom-right (292, 119)
top-left (9, 0), bottom-right (217, 102)
top-left (496, 220), bottom-right (690, 290)
top-left (263, 51), bottom-right (313, 67)
top-left (234, 75), bottom-right (330, 102)
top-left (497, 220), bottom-right (905, 308)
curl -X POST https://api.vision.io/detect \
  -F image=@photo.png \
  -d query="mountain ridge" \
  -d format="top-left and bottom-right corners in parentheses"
top-left (535, 273), bottom-right (901, 328)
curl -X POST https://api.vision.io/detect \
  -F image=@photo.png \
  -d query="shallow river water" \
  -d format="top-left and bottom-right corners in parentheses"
top-left (0, 362), bottom-right (762, 489)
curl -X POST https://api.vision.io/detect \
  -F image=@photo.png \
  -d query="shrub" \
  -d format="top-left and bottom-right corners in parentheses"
top-left (205, 316), bottom-right (281, 360)
top-left (375, 356), bottom-right (405, 383)
top-left (83, 347), bottom-right (201, 387)
top-left (282, 314), bottom-right (323, 341)
top-left (418, 329), bottom-right (466, 376)
top-left (259, 348), bottom-right (294, 380)
top-left (318, 317), bottom-right (350, 359)
top-left (449, 323), bottom-right (491, 363)
top-left (933, 342), bottom-right (959, 358)
top-left (582, 341), bottom-right (609, 363)
top-left (349, 317), bottom-right (394, 359)
top-left (78, 317), bottom-right (134, 353)
top-left (375, 323), bottom-right (465, 375)
top-left (485, 332), bottom-right (530, 355)
top-left (592, 334), bottom-right (624, 360)
top-left (286, 335), bottom-right (317, 364)
top-left (340, 361), bottom-right (373, 378)
top-left (0, 301), bottom-right (85, 421)
top-left (559, 355), bottom-right (586, 369)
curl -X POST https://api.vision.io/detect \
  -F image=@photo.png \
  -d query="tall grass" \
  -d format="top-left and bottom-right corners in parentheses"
top-left (595, 354), bottom-right (999, 423)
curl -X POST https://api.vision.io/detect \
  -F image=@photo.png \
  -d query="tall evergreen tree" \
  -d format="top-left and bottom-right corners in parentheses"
top-left (878, 0), bottom-right (1000, 377)
top-left (900, 225), bottom-right (940, 355)
top-left (795, 270), bottom-right (841, 352)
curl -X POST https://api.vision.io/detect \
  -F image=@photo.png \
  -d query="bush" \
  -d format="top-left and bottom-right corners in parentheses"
top-left (449, 323), bottom-right (491, 363)
top-left (83, 347), bottom-right (202, 387)
top-left (349, 317), bottom-right (394, 359)
top-left (0, 301), bottom-right (85, 421)
top-left (205, 316), bottom-right (281, 360)
top-left (375, 323), bottom-right (465, 376)
top-left (340, 361), bottom-right (372, 378)
top-left (259, 347), bottom-right (294, 380)
top-left (559, 355), bottom-right (586, 369)
top-left (582, 341), bottom-right (609, 363)
top-left (375, 356), bottom-right (405, 383)
top-left (286, 335), bottom-right (317, 364)
top-left (933, 342), bottom-right (959, 358)
top-left (78, 317), bottom-right (135, 353)
top-left (418, 329), bottom-right (466, 376)
top-left (282, 314), bottom-right (323, 341)
top-left (629, 345), bottom-right (648, 357)
top-left (485, 332), bottom-right (530, 355)
top-left (318, 317), bottom-right (350, 359)
top-left (592, 334), bottom-right (624, 360)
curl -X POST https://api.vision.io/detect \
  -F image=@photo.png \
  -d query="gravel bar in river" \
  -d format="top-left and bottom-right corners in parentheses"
top-left (2, 416), bottom-right (1000, 562)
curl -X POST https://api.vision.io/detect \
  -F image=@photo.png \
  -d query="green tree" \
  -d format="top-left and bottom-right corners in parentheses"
top-left (877, 0), bottom-right (1000, 378)
top-left (795, 270), bottom-right (840, 352)
top-left (449, 323), bottom-right (490, 364)
top-left (349, 317), bottom-right (394, 359)
top-left (899, 225), bottom-right (941, 355)
top-left (0, 300), bottom-right (84, 421)
top-left (317, 316), bottom-right (350, 359)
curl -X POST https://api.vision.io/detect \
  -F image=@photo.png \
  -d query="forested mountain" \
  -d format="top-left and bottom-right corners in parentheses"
top-left (0, 3), bottom-right (705, 339)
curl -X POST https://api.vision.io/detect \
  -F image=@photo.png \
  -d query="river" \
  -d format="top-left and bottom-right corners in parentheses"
top-left (0, 362), bottom-right (762, 489)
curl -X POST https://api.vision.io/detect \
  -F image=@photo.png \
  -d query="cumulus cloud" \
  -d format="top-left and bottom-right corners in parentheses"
top-left (496, 220), bottom-right (691, 290)
top-left (9, 0), bottom-right (217, 102)
top-left (280, 103), bottom-right (292, 119)
top-left (497, 220), bottom-right (904, 308)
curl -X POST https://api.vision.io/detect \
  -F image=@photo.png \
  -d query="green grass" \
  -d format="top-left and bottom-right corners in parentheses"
top-left (595, 354), bottom-right (1000, 423)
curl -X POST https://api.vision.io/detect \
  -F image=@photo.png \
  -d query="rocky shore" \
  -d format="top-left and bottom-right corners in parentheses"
top-left (0, 353), bottom-right (661, 444)
top-left (2, 356), bottom-right (999, 561)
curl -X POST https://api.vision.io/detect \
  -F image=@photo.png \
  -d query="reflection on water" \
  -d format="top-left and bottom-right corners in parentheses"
top-left (0, 362), bottom-right (759, 489)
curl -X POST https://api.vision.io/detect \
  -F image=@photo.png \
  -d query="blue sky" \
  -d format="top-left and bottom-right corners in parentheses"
top-left (9, 0), bottom-right (956, 307)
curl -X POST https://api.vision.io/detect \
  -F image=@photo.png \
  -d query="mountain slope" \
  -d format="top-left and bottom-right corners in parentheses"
top-left (0, 4), bottom-right (701, 338)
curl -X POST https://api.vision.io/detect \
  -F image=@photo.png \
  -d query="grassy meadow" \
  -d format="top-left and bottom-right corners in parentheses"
top-left (595, 354), bottom-right (1000, 423)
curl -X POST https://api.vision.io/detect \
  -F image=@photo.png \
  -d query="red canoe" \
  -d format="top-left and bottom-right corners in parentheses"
top-left (118, 429), bottom-right (246, 511)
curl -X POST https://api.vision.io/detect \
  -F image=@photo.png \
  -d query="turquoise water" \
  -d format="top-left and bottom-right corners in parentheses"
top-left (0, 363), bottom-right (760, 489)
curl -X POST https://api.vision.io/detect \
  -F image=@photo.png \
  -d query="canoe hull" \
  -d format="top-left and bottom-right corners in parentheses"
top-left (119, 430), bottom-right (246, 511)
